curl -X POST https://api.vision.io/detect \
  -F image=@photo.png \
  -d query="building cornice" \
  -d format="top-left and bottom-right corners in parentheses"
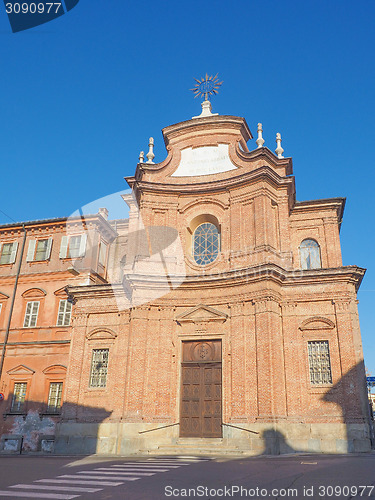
top-left (66, 264), bottom-right (366, 301)
top-left (125, 165), bottom-right (295, 195)
top-left (292, 197), bottom-right (346, 223)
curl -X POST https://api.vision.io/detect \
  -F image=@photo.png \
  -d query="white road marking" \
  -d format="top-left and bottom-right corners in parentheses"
top-left (107, 467), bottom-right (168, 472)
top-left (58, 474), bottom-right (138, 481)
top-left (36, 479), bottom-right (123, 486)
top-left (85, 470), bottom-right (156, 476)
top-left (113, 463), bottom-right (182, 467)
top-left (0, 491), bottom-right (79, 499)
top-left (10, 485), bottom-right (102, 493)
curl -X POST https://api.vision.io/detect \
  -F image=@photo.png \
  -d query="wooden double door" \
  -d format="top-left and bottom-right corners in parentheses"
top-left (180, 340), bottom-right (222, 438)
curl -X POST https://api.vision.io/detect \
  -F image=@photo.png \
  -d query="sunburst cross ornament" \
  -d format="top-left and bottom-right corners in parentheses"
top-left (191, 74), bottom-right (223, 101)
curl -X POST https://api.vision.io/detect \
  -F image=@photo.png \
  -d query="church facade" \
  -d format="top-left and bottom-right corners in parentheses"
top-left (0, 104), bottom-right (372, 455)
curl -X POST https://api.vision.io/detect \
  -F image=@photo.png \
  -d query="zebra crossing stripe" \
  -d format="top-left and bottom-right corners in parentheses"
top-left (103, 467), bottom-right (168, 472)
top-left (0, 491), bottom-right (79, 499)
top-left (10, 485), bottom-right (102, 493)
top-left (36, 479), bottom-right (123, 486)
top-left (81, 470), bottom-right (156, 476)
top-left (58, 474), bottom-right (138, 482)
top-left (113, 463), bottom-right (182, 468)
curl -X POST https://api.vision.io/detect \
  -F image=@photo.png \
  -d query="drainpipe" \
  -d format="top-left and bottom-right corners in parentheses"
top-left (0, 224), bottom-right (27, 382)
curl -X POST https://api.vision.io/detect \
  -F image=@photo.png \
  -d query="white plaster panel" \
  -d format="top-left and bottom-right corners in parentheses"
top-left (171, 144), bottom-right (237, 177)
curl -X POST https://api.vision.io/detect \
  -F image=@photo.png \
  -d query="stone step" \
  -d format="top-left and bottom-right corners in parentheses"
top-left (158, 447), bottom-right (250, 456)
top-left (139, 442), bottom-right (253, 456)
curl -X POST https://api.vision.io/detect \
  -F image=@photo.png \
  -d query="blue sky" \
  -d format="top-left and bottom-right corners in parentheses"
top-left (0, 1), bottom-right (374, 375)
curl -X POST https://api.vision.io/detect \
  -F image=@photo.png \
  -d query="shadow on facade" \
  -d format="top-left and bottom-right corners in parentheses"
top-left (257, 360), bottom-right (373, 455)
top-left (0, 398), bottom-right (112, 455)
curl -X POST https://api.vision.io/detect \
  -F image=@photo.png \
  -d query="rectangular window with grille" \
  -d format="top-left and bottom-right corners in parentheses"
top-left (57, 299), bottom-right (72, 326)
top-left (23, 301), bottom-right (39, 328)
top-left (90, 349), bottom-right (109, 387)
top-left (47, 382), bottom-right (63, 413)
top-left (308, 340), bottom-right (332, 385)
top-left (10, 382), bottom-right (27, 412)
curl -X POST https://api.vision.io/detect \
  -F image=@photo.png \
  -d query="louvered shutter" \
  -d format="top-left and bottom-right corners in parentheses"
top-left (26, 240), bottom-right (36, 261)
top-left (59, 236), bottom-right (68, 258)
top-left (9, 242), bottom-right (18, 264)
top-left (78, 233), bottom-right (87, 257)
top-left (46, 237), bottom-right (53, 260)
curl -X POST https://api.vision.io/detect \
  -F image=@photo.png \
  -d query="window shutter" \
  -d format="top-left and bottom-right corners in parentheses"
top-left (9, 242), bottom-right (18, 264)
top-left (26, 240), bottom-right (36, 262)
top-left (78, 233), bottom-right (87, 257)
top-left (59, 236), bottom-right (68, 258)
top-left (46, 237), bottom-right (53, 260)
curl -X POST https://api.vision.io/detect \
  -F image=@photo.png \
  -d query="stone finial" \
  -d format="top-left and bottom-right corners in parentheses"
top-left (275, 132), bottom-right (284, 158)
top-left (139, 151), bottom-right (145, 163)
top-left (98, 207), bottom-right (109, 220)
top-left (256, 123), bottom-right (265, 148)
top-left (146, 137), bottom-right (155, 164)
top-left (192, 100), bottom-right (219, 119)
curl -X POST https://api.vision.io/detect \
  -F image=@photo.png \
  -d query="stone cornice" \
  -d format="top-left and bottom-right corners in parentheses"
top-left (236, 145), bottom-right (293, 176)
top-left (291, 197), bottom-right (346, 223)
top-left (66, 264), bottom-right (366, 301)
top-left (162, 115), bottom-right (253, 147)
top-left (126, 165), bottom-right (295, 195)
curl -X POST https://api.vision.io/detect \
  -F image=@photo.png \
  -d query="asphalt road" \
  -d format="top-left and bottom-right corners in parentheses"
top-left (0, 453), bottom-right (374, 500)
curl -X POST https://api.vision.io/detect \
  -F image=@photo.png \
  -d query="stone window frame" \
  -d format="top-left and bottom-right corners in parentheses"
top-left (59, 233), bottom-right (87, 259)
top-left (307, 340), bottom-right (333, 386)
top-left (299, 317), bottom-right (337, 393)
top-left (21, 288), bottom-right (46, 329)
top-left (0, 241), bottom-right (18, 265)
top-left (89, 348), bottom-right (109, 388)
top-left (56, 299), bottom-right (72, 326)
top-left (187, 214), bottom-right (221, 268)
top-left (85, 328), bottom-right (117, 392)
top-left (42, 365), bottom-right (67, 415)
top-left (26, 237), bottom-right (53, 262)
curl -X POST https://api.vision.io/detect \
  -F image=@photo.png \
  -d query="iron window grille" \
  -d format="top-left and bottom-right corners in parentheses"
top-left (47, 382), bottom-right (63, 413)
top-left (308, 340), bottom-right (332, 385)
top-left (193, 222), bottom-right (220, 266)
top-left (23, 301), bottom-right (40, 328)
top-left (10, 382), bottom-right (27, 413)
top-left (57, 299), bottom-right (72, 326)
top-left (90, 349), bottom-right (109, 388)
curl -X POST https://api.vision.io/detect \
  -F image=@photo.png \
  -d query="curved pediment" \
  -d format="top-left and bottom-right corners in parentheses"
top-left (21, 288), bottom-right (46, 299)
top-left (43, 365), bottom-right (67, 375)
top-left (176, 304), bottom-right (227, 324)
top-left (299, 316), bottom-right (335, 331)
top-left (86, 328), bottom-right (117, 340)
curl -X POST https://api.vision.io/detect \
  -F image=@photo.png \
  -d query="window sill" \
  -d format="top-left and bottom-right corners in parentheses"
top-left (3, 412), bottom-right (27, 420)
top-left (308, 385), bottom-right (335, 394)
